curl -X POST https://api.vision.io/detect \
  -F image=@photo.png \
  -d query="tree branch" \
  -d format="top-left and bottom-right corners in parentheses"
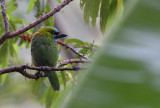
top-left (0, 0), bottom-right (73, 46)
top-left (0, 65), bottom-right (83, 79)
top-left (58, 58), bottom-right (91, 67)
top-left (57, 40), bottom-right (89, 60)
top-left (74, 46), bottom-right (93, 49)
top-left (0, 58), bottom-right (89, 79)
top-left (0, 0), bottom-right (9, 33)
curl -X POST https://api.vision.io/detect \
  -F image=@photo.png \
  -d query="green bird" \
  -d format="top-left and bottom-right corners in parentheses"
top-left (31, 26), bottom-right (67, 90)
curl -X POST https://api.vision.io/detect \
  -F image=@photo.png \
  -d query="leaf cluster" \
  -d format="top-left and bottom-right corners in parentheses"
top-left (80, 0), bottom-right (124, 33)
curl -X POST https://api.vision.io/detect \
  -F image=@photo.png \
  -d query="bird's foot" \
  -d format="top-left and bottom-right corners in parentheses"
top-left (34, 71), bottom-right (47, 80)
top-left (34, 71), bottom-right (41, 80)
top-left (23, 64), bottom-right (28, 81)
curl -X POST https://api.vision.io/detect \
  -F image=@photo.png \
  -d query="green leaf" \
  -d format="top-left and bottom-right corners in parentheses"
top-left (44, 87), bottom-right (58, 108)
top-left (66, 64), bottom-right (75, 80)
top-left (1, 74), bottom-right (7, 84)
top-left (55, 0), bottom-right (160, 107)
top-left (57, 0), bottom-right (62, 3)
top-left (31, 78), bottom-right (45, 94)
top-left (35, 0), bottom-right (40, 18)
top-left (8, 42), bottom-right (14, 57)
top-left (0, 42), bottom-right (8, 67)
top-left (25, 41), bottom-right (30, 48)
top-left (75, 48), bottom-right (89, 58)
top-left (6, 0), bottom-right (18, 24)
top-left (64, 39), bottom-right (84, 46)
top-left (44, 3), bottom-right (54, 26)
top-left (26, 0), bottom-right (37, 14)
top-left (0, 42), bottom-right (8, 84)
top-left (104, 0), bottom-right (123, 31)
top-left (0, 16), bottom-right (5, 36)
top-left (18, 39), bottom-right (24, 47)
top-left (13, 43), bottom-right (18, 56)
top-left (100, 0), bottom-right (109, 33)
top-left (8, 42), bottom-right (18, 57)
top-left (60, 71), bottom-right (67, 88)
top-left (6, 3), bottom-right (17, 14)
top-left (80, 0), bottom-right (124, 33)
top-left (52, 83), bottom-right (73, 108)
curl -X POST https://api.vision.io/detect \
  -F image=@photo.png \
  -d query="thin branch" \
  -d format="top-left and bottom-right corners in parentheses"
top-left (74, 46), bottom-right (93, 49)
top-left (0, 0), bottom-right (73, 46)
top-left (0, 65), bottom-right (83, 79)
top-left (57, 40), bottom-right (89, 60)
top-left (81, 40), bottom-right (94, 58)
top-left (58, 58), bottom-right (91, 67)
top-left (0, 0), bottom-right (9, 33)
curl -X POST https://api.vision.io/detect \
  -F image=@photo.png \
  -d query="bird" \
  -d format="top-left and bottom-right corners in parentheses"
top-left (31, 26), bottom-right (67, 90)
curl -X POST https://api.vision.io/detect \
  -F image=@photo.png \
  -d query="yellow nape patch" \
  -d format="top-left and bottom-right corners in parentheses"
top-left (31, 61), bottom-right (34, 66)
top-left (40, 27), bottom-right (56, 32)
top-left (33, 32), bottom-right (42, 37)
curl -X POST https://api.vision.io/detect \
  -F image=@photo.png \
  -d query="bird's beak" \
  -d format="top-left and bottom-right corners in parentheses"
top-left (55, 33), bottom-right (67, 39)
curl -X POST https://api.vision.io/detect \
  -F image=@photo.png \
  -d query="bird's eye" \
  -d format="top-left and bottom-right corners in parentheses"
top-left (54, 31), bottom-right (59, 35)
top-left (49, 31), bottom-right (59, 35)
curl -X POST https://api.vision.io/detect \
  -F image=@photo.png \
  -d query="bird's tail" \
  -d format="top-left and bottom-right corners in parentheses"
top-left (45, 71), bottom-right (60, 91)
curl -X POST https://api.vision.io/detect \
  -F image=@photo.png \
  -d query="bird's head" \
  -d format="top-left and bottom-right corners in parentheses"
top-left (39, 26), bottom-right (67, 42)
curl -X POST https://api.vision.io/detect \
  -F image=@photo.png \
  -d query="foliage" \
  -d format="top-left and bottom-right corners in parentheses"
top-left (64, 38), bottom-right (97, 58)
top-left (55, 0), bottom-right (160, 107)
top-left (0, 0), bottom-right (27, 83)
top-left (26, 0), bottom-right (37, 14)
top-left (80, 0), bottom-right (124, 33)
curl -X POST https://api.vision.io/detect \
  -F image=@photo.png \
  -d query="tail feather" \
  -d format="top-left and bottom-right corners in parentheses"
top-left (46, 71), bottom-right (60, 91)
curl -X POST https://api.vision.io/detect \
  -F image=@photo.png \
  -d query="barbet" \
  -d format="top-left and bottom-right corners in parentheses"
top-left (31, 26), bottom-right (67, 90)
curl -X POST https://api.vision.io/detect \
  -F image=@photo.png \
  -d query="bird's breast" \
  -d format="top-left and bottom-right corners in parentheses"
top-left (31, 34), bottom-right (58, 66)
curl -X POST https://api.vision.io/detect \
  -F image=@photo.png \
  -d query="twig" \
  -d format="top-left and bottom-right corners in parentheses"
top-left (74, 46), bottom-right (93, 49)
top-left (0, 0), bottom-right (9, 33)
top-left (82, 40), bottom-right (94, 57)
top-left (58, 58), bottom-right (91, 67)
top-left (57, 40), bottom-right (89, 60)
top-left (0, 65), bottom-right (83, 79)
top-left (0, 0), bottom-right (73, 46)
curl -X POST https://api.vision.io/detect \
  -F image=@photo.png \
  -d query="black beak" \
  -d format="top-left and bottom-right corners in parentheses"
top-left (55, 33), bottom-right (67, 39)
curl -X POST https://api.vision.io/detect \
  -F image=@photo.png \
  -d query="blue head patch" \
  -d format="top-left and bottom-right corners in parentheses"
top-left (46, 26), bottom-right (59, 34)
top-left (53, 38), bottom-right (58, 42)
top-left (46, 26), bottom-right (59, 42)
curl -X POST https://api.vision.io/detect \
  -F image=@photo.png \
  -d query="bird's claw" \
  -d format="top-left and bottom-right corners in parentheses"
top-left (34, 71), bottom-right (41, 80)
top-left (34, 71), bottom-right (47, 80)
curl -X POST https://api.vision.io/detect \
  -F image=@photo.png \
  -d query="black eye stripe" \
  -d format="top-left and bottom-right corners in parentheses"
top-left (54, 31), bottom-right (59, 35)
top-left (49, 31), bottom-right (59, 35)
